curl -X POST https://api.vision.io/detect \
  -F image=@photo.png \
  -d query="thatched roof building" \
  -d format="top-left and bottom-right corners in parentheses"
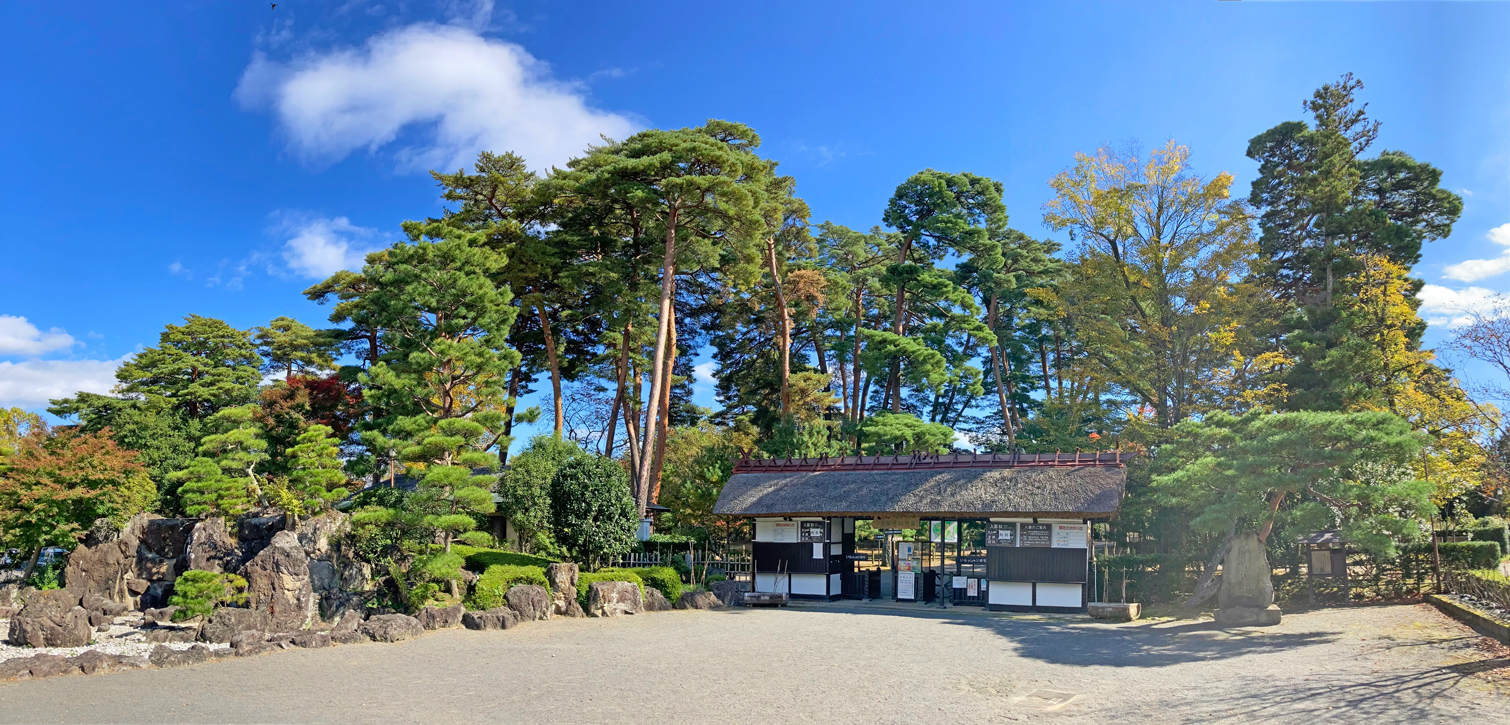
top-left (714, 452), bottom-right (1129, 519)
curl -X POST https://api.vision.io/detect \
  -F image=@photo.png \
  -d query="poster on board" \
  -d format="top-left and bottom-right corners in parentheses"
top-left (813, 543), bottom-right (825, 559)
top-left (800, 521), bottom-right (826, 542)
top-left (952, 576), bottom-right (968, 589)
top-left (929, 521), bottom-right (942, 543)
top-left (944, 521), bottom-right (958, 544)
top-left (1020, 523), bottom-right (1052, 547)
top-left (772, 522), bottom-right (797, 542)
top-left (986, 522), bottom-right (1017, 546)
top-left (1051, 523), bottom-right (1089, 548)
top-left (897, 571), bottom-right (916, 600)
top-left (966, 579), bottom-right (979, 597)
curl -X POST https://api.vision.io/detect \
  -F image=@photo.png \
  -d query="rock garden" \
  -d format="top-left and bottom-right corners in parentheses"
top-left (1, 510), bottom-right (747, 683)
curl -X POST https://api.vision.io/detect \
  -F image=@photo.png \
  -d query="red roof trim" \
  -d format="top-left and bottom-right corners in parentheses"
top-left (730, 451), bottom-right (1133, 474)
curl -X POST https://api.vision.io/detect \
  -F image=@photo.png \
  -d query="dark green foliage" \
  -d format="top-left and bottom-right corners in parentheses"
top-left (1443, 524), bottom-right (1510, 553)
top-left (1425, 541), bottom-right (1503, 570)
top-left (575, 570), bottom-right (643, 609)
top-left (549, 455), bottom-right (638, 568)
top-left (168, 570), bottom-right (248, 620)
top-left (497, 435), bottom-right (584, 553)
top-left (114, 316), bottom-right (263, 420)
top-left (253, 316), bottom-right (338, 381)
top-left (351, 485), bottom-right (409, 510)
top-left (48, 393), bottom-right (201, 512)
top-left (857, 412), bottom-right (955, 454)
top-left (467, 564), bottom-right (550, 610)
top-left (454, 546), bottom-right (558, 572)
top-left (284, 424), bottom-right (349, 516)
top-left (25, 561), bottom-right (63, 590)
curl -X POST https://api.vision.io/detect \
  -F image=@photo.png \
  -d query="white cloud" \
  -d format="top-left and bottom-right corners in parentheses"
top-left (1441, 223), bottom-right (1510, 282)
top-left (0, 316), bottom-right (75, 356)
top-left (236, 24), bottom-right (640, 173)
top-left (0, 356), bottom-right (127, 408)
top-left (1418, 284), bottom-right (1505, 328)
top-left (952, 429), bottom-right (975, 452)
top-left (275, 213), bottom-right (382, 279)
top-left (693, 362), bottom-right (716, 384)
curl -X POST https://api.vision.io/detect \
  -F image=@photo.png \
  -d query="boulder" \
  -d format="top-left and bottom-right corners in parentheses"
top-left (290, 631), bottom-right (332, 648)
top-left (415, 604), bottom-right (464, 630)
top-left (88, 612), bottom-right (114, 628)
top-left (82, 594), bottom-right (129, 617)
top-left (242, 531), bottom-right (316, 632)
top-left (186, 517), bottom-right (237, 574)
top-left (6, 590), bottom-right (92, 647)
top-left (0, 582), bottom-right (20, 607)
top-left (146, 627), bottom-right (198, 643)
top-left (0, 606), bottom-right (18, 620)
top-left (135, 550), bottom-right (177, 583)
top-left (295, 512), bottom-right (348, 562)
top-left (125, 577), bottom-right (150, 596)
top-left (506, 585), bottom-right (551, 622)
top-left (62, 538), bottom-right (134, 603)
top-left (236, 511), bottom-right (287, 564)
top-left (319, 590), bottom-right (372, 623)
top-left (4, 654), bottom-right (80, 680)
top-left (200, 607), bottom-right (271, 644)
top-left (546, 563), bottom-right (579, 616)
top-left (643, 587), bottom-right (673, 612)
top-left (139, 518), bottom-right (196, 562)
top-left (1216, 532), bottom-right (1281, 627)
top-left (331, 629), bottom-right (369, 645)
top-left (587, 581), bottom-right (642, 618)
top-left (676, 591), bottom-right (721, 610)
top-left (331, 609), bottom-right (363, 635)
top-left (359, 613), bottom-right (424, 643)
top-left (710, 579), bottom-right (747, 607)
top-left (235, 640), bottom-right (281, 657)
top-left (143, 606), bottom-right (178, 625)
top-left (308, 560), bottom-right (338, 594)
top-left (461, 608), bottom-right (518, 631)
top-left (229, 630), bottom-right (268, 649)
top-left (141, 580), bottom-right (176, 610)
top-left (70, 650), bottom-right (144, 675)
top-left (338, 561), bottom-right (373, 592)
top-left (148, 644), bottom-right (213, 668)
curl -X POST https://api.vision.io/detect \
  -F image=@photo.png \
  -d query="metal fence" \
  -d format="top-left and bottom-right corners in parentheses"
top-left (606, 549), bottom-right (753, 583)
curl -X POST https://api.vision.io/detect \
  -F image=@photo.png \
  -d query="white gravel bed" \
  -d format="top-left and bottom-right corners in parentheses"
top-left (0, 615), bottom-right (230, 663)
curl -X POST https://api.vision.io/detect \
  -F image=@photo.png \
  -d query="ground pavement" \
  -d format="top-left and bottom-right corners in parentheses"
top-left (0, 602), bottom-right (1505, 723)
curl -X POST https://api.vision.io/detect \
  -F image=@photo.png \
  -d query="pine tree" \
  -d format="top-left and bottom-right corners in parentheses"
top-left (285, 424), bottom-right (348, 518)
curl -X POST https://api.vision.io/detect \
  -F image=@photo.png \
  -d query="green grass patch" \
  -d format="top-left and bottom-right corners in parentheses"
top-left (601, 566), bottom-right (683, 603)
top-left (452, 545), bottom-right (558, 573)
top-left (467, 564), bottom-right (550, 610)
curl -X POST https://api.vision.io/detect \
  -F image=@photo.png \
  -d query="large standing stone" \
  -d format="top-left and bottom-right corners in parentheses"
top-left (140, 518), bottom-right (196, 562)
top-left (200, 607), bottom-right (271, 643)
top-left (643, 587), bottom-right (673, 612)
top-left (506, 585), bottom-right (552, 622)
top-left (242, 531), bottom-right (316, 632)
top-left (710, 579), bottom-right (747, 607)
top-left (235, 511), bottom-right (287, 567)
top-left (135, 549), bottom-right (178, 583)
top-left (338, 561), bottom-right (372, 592)
top-left (546, 563), bottom-right (579, 616)
top-left (359, 613), bottom-right (424, 643)
top-left (6, 589), bottom-right (92, 647)
top-left (295, 513), bottom-right (348, 562)
top-left (186, 517), bottom-right (237, 574)
top-left (676, 591), bottom-right (721, 610)
top-left (587, 581), bottom-right (642, 618)
top-left (62, 539), bottom-right (134, 603)
top-left (0, 583), bottom-right (23, 608)
top-left (1215, 531), bottom-right (1282, 627)
top-left (415, 604), bottom-right (464, 630)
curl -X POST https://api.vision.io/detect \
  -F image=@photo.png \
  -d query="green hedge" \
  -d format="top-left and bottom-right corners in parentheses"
top-left (602, 566), bottom-right (682, 603)
top-left (576, 570), bottom-right (644, 609)
top-left (467, 564), bottom-right (549, 610)
top-left (1408, 541), bottom-right (1503, 571)
top-left (452, 545), bottom-right (558, 573)
top-left (1460, 525), bottom-right (1509, 553)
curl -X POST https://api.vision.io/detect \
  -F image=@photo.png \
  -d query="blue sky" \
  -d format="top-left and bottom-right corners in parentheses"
top-left (2, 0), bottom-right (1507, 452)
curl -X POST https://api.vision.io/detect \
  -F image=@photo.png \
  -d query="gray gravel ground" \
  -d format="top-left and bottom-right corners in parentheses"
top-left (0, 602), bottom-right (1505, 724)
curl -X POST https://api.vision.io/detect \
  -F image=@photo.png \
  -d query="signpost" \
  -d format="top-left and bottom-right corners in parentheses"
top-left (944, 521), bottom-right (958, 544)
top-left (1020, 523), bottom-right (1052, 547)
top-left (986, 522), bottom-right (1017, 546)
top-left (799, 521), bottom-right (826, 542)
top-left (772, 522), bottom-right (797, 542)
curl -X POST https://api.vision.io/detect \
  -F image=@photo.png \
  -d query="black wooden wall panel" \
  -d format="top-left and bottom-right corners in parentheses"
top-left (753, 541), bottom-right (832, 574)
top-left (985, 547), bottom-right (1087, 583)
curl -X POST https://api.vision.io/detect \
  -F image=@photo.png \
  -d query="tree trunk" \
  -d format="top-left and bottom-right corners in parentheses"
top-left (1053, 331), bottom-right (1065, 401)
top-left (499, 366), bottom-right (522, 464)
top-left (1038, 341), bottom-right (1052, 397)
top-left (1256, 491), bottom-right (1286, 542)
top-left (987, 296), bottom-right (1016, 451)
top-left (636, 214), bottom-right (679, 517)
top-left (887, 236), bottom-right (913, 414)
top-left (851, 288), bottom-right (866, 427)
top-left (649, 314), bottom-right (677, 505)
top-left (604, 325), bottom-right (630, 458)
top-left (766, 238), bottom-right (792, 416)
top-left (536, 300), bottom-right (564, 438)
top-left (1183, 529), bottom-right (1236, 608)
top-left (625, 368), bottom-right (644, 486)
top-left (21, 546), bottom-right (42, 582)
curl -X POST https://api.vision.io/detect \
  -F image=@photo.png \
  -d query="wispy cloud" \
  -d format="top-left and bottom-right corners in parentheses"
top-left (1441, 223), bottom-right (1510, 282)
top-left (1419, 283), bottom-right (1503, 328)
top-left (0, 316), bottom-right (76, 356)
top-left (694, 361), bottom-right (716, 384)
top-left (236, 24), bottom-right (640, 173)
top-left (273, 212), bottom-right (384, 279)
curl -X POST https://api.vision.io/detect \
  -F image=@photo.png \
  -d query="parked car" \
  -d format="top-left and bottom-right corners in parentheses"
top-left (36, 547), bottom-right (68, 567)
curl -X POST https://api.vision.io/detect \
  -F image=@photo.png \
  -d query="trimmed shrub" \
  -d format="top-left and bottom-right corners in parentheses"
top-left (1465, 525), bottom-right (1509, 554)
top-left (549, 455), bottom-right (639, 568)
top-left (468, 564), bottom-right (549, 610)
top-left (453, 545), bottom-right (558, 573)
top-left (169, 570), bottom-right (249, 620)
top-left (576, 570), bottom-right (644, 609)
top-left (608, 566), bottom-right (682, 603)
top-left (1424, 541), bottom-right (1503, 571)
top-left (457, 531), bottom-right (498, 549)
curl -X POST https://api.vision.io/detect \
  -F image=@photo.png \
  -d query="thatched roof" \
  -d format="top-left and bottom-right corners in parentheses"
top-left (714, 457), bottom-right (1127, 519)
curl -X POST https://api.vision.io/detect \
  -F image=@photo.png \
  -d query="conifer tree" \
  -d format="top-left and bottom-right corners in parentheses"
top-left (285, 424), bottom-right (349, 518)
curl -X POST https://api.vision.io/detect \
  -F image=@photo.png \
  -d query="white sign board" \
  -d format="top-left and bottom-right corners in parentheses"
top-left (1051, 523), bottom-right (1089, 549)
top-left (952, 576), bottom-right (968, 589)
top-left (773, 522), bottom-right (798, 543)
top-left (897, 571), bottom-right (916, 600)
top-left (944, 521), bottom-right (958, 544)
top-left (966, 579), bottom-right (979, 597)
top-left (813, 543), bottom-right (825, 559)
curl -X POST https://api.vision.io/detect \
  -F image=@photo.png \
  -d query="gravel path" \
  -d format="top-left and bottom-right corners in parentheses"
top-left (0, 602), bottom-right (1505, 723)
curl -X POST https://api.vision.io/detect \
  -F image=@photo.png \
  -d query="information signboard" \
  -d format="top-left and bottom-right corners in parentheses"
top-left (772, 522), bottom-right (797, 542)
top-left (929, 521), bottom-right (943, 543)
top-left (799, 521), bottom-right (826, 542)
top-left (873, 515), bottom-right (919, 530)
top-left (1051, 523), bottom-right (1089, 549)
top-left (985, 522), bottom-right (1017, 547)
top-left (966, 579), bottom-right (979, 597)
top-left (1020, 523), bottom-right (1052, 547)
top-left (944, 521), bottom-right (958, 544)
top-left (897, 571), bottom-right (916, 600)
top-left (952, 576), bottom-right (968, 589)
